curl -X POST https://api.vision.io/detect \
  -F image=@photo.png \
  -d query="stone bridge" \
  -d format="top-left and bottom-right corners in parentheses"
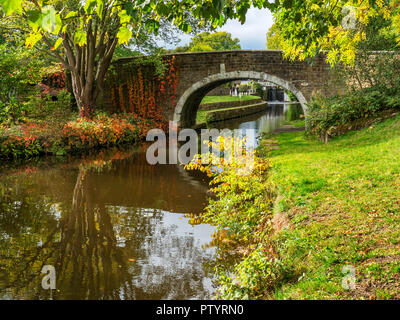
top-left (104, 50), bottom-right (336, 128)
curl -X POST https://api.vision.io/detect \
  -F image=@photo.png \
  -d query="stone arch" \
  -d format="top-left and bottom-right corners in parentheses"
top-left (173, 71), bottom-right (308, 128)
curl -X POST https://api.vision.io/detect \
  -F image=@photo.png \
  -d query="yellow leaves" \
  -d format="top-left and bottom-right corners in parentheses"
top-left (25, 32), bottom-right (43, 48)
top-left (0, 0), bottom-right (24, 15)
top-left (118, 10), bottom-right (131, 24)
top-left (51, 38), bottom-right (63, 51)
top-left (310, 3), bottom-right (320, 11)
top-left (117, 26), bottom-right (132, 44)
top-left (74, 29), bottom-right (86, 46)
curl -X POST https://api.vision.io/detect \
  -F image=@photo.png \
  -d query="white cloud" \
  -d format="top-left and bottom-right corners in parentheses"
top-left (170, 7), bottom-right (273, 50)
top-left (216, 8), bottom-right (273, 49)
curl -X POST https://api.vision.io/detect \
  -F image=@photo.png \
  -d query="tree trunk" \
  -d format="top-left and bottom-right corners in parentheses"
top-left (69, 69), bottom-right (97, 119)
top-left (63, 34), bottom-right (118, 119)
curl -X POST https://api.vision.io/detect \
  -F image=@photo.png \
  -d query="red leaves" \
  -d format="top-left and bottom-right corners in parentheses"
top-left (112, 56), bottom-right (179, 132)
top-left (62, 115), bottom-right (139, 149)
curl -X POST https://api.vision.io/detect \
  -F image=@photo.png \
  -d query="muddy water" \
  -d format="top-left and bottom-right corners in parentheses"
top-left (0, 103), bottom-right (299, 300)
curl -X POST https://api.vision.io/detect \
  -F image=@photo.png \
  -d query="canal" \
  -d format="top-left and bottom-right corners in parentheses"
top-left (0, 103), bottom-right (301, 300)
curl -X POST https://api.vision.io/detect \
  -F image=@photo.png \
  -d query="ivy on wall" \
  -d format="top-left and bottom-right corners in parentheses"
top-left (110, 56), bottom-right (179, 130)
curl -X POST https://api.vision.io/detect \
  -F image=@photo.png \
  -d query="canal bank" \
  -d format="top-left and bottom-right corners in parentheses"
top-left (205, 114), bottom-right (400, 300)
top-left (205, 101), bottom-right (268, 124)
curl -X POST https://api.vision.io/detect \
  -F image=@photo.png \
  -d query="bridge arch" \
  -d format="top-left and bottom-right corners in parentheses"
top-left (173, 70), bottom-right (308, 128)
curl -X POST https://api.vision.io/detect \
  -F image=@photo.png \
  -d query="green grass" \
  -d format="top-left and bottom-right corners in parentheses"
top-left (196, 110), bottom-right (208, 124)
top-left (201, 95), bottom-right (259, 104)
top-left (266, 115), bottom-right (400, 299)
top-left (283, 119), bottom-right (306, 127)
top-left (196, 103), bottom-right (263, 125)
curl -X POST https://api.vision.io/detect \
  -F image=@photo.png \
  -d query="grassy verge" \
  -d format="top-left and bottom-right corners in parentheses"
top-left (196, 103), bottom-right (264, 125)
top-left (196, 110), bottom-right (208, 124)
top-left (282, 119), bottom-right (306, 127)
top-left (201, 95), bottom-right (259, 104)
top-left (268, 114), bottom-right (400, 299)
top-left (194, 114), bottom-right (400, 300)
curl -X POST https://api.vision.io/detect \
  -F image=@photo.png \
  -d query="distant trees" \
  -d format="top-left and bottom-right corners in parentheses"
top-left (173, 31), bottom-right (241, 53)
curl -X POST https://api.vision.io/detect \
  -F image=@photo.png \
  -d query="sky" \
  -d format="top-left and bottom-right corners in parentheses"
top-left (168, 7), bottom-right (274, 50)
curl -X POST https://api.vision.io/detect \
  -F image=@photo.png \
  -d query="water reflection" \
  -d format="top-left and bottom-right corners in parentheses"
top-left (0, 147), bottom-right (215, 300)
top-left (0, 103), bottom-right (303, 300)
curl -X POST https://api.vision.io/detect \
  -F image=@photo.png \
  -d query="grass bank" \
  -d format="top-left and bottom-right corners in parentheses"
top-left (267, 114), bottom-right (400, 299)
top-left (201, 95), bottom-right (259, 104)
top-left (196, 115), bottom-right (400, 300)
top-left (196, 101), bottom-right (265, 125)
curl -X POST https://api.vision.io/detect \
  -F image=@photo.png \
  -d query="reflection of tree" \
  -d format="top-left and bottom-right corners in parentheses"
top-left (56, 166), bottom-right (129, 299)
top-left (0, 147), bottom-right (216, 300)
top-left (0, 164), bottom-right (160, 300)
top-left (0, 177), bottom-right (60, 299)
top-left (129, 217), bottom-right (216, 299)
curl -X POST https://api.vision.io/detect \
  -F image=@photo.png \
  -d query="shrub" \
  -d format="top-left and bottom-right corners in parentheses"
top-left (0, 114), bottom-right (145, 159)
top-left (24, 89), bottom-right (75, 123)
top-left (62, 114), bottom-right (141, 151)
top-left (307, 84), bottom-right (400, 136)
top-left (185, 137), bottom-right (279, 299)
top-left (0, 124), bottom-right (44, 158)
top-left (0, 44), bottom-right (44, 124)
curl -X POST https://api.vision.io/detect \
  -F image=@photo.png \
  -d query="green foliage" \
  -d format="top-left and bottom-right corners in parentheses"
top-left (0, 43), bottom-right (43, 124)
top-left (238, 84), bottom-right (248, 93)
top-left (24, 89), bottom-right (74, 122)
top-left (185, 137), bottom-right (278, 299)
top-left (271, 0), bottom-right (399, 65)
top-left (307, 82), bottom-right (400, 136)
top-left (286, 104), bottom-right (303, 122)
top-left (218, 246), bottom-right (284, 299)
top-left (252, 82), bottom-right (264, 98)
top-left (174, 31), bottom-right (241, 53)
top-left (0, 0), bottom-right (235, 115)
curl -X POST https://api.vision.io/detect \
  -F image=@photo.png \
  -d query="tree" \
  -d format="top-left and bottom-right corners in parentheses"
top-left (189, 42), bottom-right (214, 52)
top-left (266, 23), bottom-right (283, 50)
top-left (174, 31), bottom-right (241, 52)
top-left (0, 43), bottom-right (44, 123)
top-left (0, 0), bottom-right (230, 117)
top-left (270, 0), bottom-right (399, 65)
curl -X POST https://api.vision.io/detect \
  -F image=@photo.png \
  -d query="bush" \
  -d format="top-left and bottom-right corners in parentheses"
top-left (0, 44), bottom-right (44, 124)
top-left (307, 84), bottom-right (400, 136)
top-left (24, 89), bottom-right (75, 123)
top-left (185, 137), bottom-right (278, 299)
top-left (62, 114), bottom-right (141, 151)
top-left (0, 124), bottom-right (44, 158)
top-left (0, 114), bottom-right (144, 159)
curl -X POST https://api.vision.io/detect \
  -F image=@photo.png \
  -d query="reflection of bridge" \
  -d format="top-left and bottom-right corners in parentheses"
top-left (34, 147), bottom-right (209, 214)
top-left (107, 50), bottom-right (336, 128)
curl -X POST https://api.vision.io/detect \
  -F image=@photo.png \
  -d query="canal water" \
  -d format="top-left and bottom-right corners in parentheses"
top-left (0, 103), bottom-right (300, 300)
